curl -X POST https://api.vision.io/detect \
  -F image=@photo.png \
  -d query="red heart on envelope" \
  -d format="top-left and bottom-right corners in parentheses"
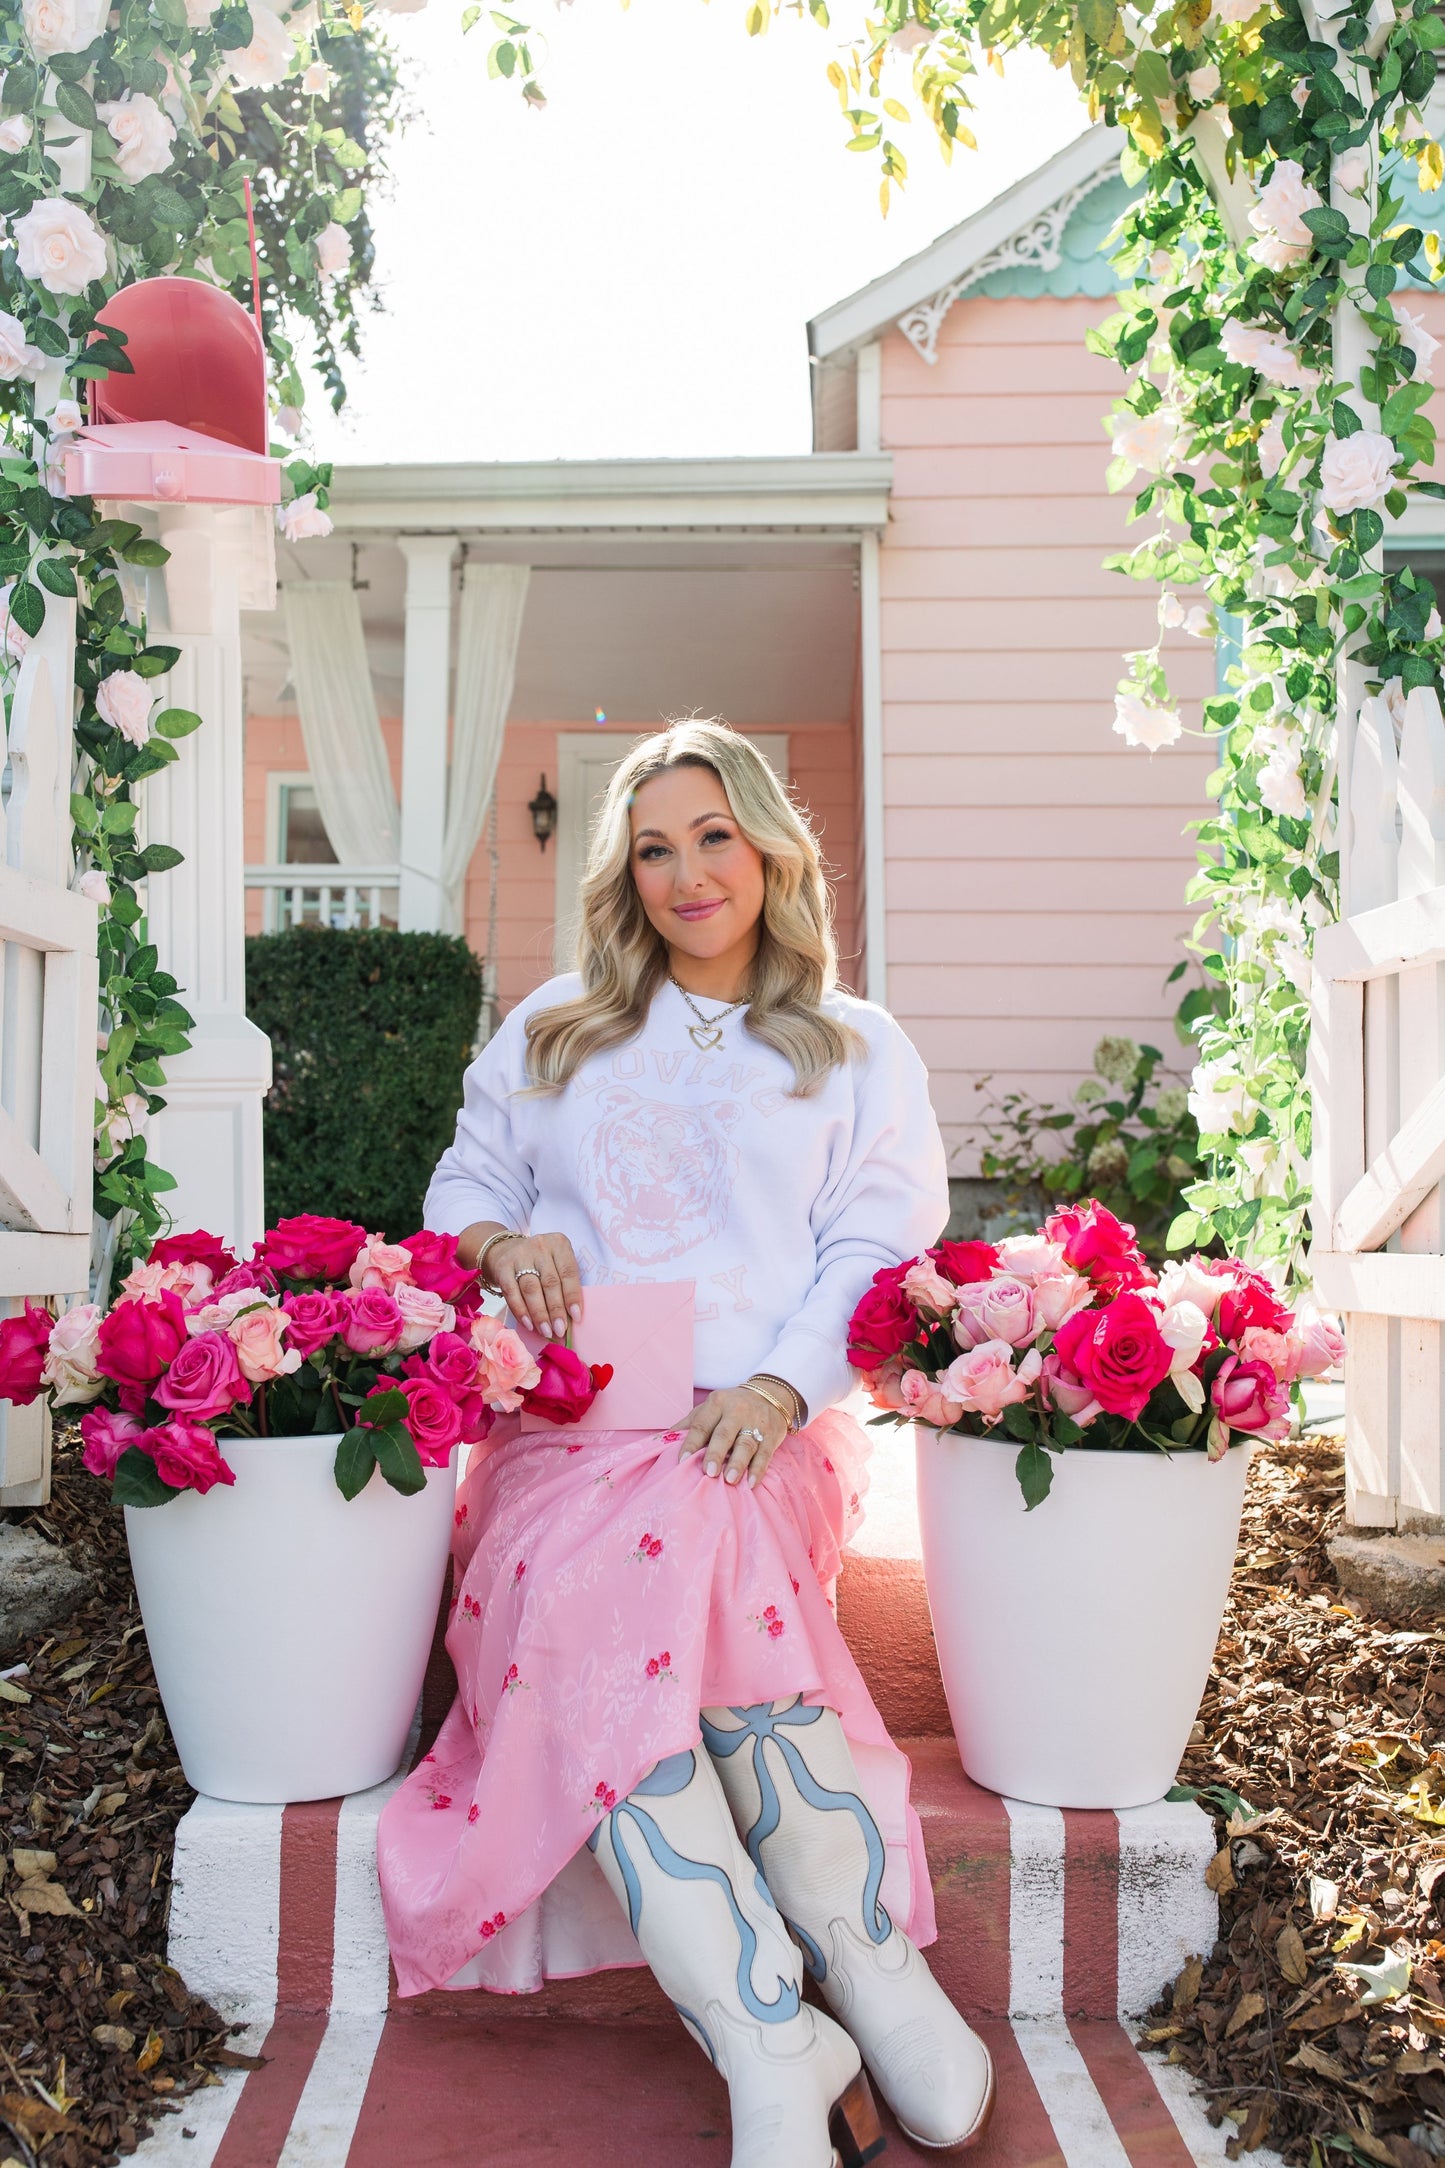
top-left (589, 1363), bottom-right (614, 1391)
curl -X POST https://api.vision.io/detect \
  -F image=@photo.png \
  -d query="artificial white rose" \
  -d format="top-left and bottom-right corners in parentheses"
top-left (1276, 942), bottom-right (1312, 996)
top-left (1237, 1138), bottom-right (1276, 1182)
top-left (227, 3), bottom-right (295, 89)
top-left (278, 490), bottom-right (332, 541)
top-left (273, 404), bottom-right (302, 437)
top-left (1148, 247), bottom-right (1174, 281)
top-left (1335, 146), bottom-right (1370, 194)
top-left (0, 113), bottom-right (32, 154)
top-left (1257, 413), bottom-right (1285, 478)
top-left (1214, 0), bottom-right (1260, 18)
top-left (22, 0), bottom-right (105, 59)
top-left (1250, 231), bottom-right (1309, 273)
top-left (73, 869), bottom-right (109, 905)
top-left (13, 197), bottom-right (107, 296)
top-left (97, 92), bottom-right (175, 183)
top-left (1160, 591), bottom-right (1186, 628)
top-left (314, 221), bottom-right (352, 279)
top-left (97, 670), bottom-right (155, 746)
top-left (301, 59), bottom-right (333, 93)
top-left (1188, 1055), bottom-right (1251, 1135)
top-left (1184, 605), bottom-right (1213, 638)
top-left (0, 308), bottom-right (35, 381)
top-left (1396, 302), bottom-right (1440, 383)
top-left (1290, 78), bottom-right (1311, 112)
top-left (1319, 429), bottom-right (1397, 516)
top-left (1187, 61), bottom-right (1220, 101)
top-left (49, 397), bottom-right (82, 432)
top-left (372, 0), bottom-right (429, 12)
top-left (1110, 404), bottom-right (1185, 476)
top-left (1250, 158), bottom-right (1323, 249)
top-left (1258, 750), bottom-right (1309, 820)
top-left (1220, 318), bottom-right (1264, 371)
top-left (1113, 689), bottom-right (1183, 752)
top-left (1428, 607), bottom-right (1443, 640)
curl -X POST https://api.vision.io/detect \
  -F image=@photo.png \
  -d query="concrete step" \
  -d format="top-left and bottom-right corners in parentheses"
top-left (130, 2010), bottom-right (1281, 2167)
top-left (169, 1736), bottom-right (1218, 2032)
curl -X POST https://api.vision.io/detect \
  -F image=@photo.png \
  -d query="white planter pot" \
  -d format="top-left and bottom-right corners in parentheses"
top-left (124, 1433), bottom-right (457, 1804)
top-left (916, 1431), bottom-right (1249, 1810)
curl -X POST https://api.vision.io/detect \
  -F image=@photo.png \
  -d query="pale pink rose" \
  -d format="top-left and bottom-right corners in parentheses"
top-left (1249, 158), bottom-right (1322, 251)
top-left (74, 869), bottom-right (109, 906)
top-left (1240, 1324), bottom-right (1298, 1381)
top-left (1320, 430), bottom-right (1397, 517)
top-left (0, 114), bottom-right (32, 154)
top-left (41, 1301), bottom-right (104, 1405)
top-left (349, 1236), bottom-right (414, 1292)
top-left (1156, 1256), bottom-right (1234, 1318)
top-left (862, 1354), bottom-right (910, 1413)
top-left (901, 1260), bottom-right (960, 1316)
top-left (229, 1301), bottom-right (301, 1383)
top-left (278, 491), bottom-right (332, 542)
top-left (471, 1313), bottom-right (541, 1411)
top-left (96, 670), bottom-right (154, 747)
top-left (1288, 1301), bottom-right (1345, 1380)
top-left (12, 198), bottom-right (107, 297)
top-left (394, 1281), bottom-right (454, 1353)
top-left (227, 1), bottom-right (294, 88)
top-left (301, 58), bottom-right (333, 92)
top-left (898, 1365), bottom-right (964, 1429)
top-left (995, 1235), bottom-right (1069, 1284)
top-left (97, 92), bottom-right (174, 183)
top-left (1040, 1350), bottom-right (1102, 1428)
top-left (186, 1284), bottom-right (268, 1336)
top-left (314, 221), bottom-right (352, 280)
top-left (953, 1275), bottom-right (1037, 1351)
top-left (941, 1341), bottom-right (1042, 1424)
top-left (1031, 1267), bottom-right (1094, 1331)
top-left (1113, 689), bottom-right (1182, 752)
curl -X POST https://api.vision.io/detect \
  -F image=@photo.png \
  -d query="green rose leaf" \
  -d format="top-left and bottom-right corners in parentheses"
top-left (373, 1422), bottom-right (427, 1497)
top-left (111, 1446), bottom-right (182, 1508)
top-left (334, 1426), bottom-right (378, 1501)
top-left (37, 558), bottom-right (77, 598)
top-left (9, 582), bottom-right (45, 638)
top-left (153, 707), bottom-right (203, 738)
top-left (1015, 1440), bottom-right (1055, 1513)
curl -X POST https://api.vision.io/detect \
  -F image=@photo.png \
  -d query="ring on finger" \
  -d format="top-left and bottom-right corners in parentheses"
top-left (737, 1426), bottom-right (764, 1447)
top-left (514, 1265), bottom-right (542, 1282)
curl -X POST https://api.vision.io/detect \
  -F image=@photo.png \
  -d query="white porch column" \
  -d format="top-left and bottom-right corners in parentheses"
top-left (398, 535), bottom-right (455, 932)
top-left (856, 340), bottom-right (887, 1007)
top-left (143, 504), bottom-right (274, 1255)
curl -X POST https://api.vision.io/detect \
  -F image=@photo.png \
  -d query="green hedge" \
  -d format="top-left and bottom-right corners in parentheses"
top-left (246, 928), bottom-right (484, 1240)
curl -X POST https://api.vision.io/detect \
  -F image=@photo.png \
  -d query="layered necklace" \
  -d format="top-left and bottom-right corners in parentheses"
top-left (671, 977), bottom-right (750, 1051)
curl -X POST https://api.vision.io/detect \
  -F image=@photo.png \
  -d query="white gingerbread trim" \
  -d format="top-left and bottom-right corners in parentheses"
top-left (897, 163), bottom-right (1121, 364)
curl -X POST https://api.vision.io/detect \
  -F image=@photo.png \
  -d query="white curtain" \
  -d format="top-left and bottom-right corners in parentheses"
top-left (442, 563), bottom-right (531, 930)
top-left (281, 582), bottom-right (400, 867)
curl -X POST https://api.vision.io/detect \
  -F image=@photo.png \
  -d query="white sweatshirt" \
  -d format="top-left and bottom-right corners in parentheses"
top-left (424, 975), bottom-right (950, 1417)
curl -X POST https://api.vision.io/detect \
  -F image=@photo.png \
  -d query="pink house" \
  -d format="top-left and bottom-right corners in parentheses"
top-left (241, 127), bottom-right (1221, 1188)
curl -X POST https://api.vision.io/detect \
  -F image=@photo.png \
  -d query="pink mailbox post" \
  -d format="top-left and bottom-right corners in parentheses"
top-left (62, 276), bottom-right (284, 1253)
top-left (63, 277), bottom-right (279, 507)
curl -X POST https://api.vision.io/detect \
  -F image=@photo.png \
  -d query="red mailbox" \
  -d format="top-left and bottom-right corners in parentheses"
top-left (64, 277), bottom-right (279, 507)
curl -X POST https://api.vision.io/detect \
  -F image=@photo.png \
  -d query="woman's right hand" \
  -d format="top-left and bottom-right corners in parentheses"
top-left (484, 1231), bottom-right (583, 1341)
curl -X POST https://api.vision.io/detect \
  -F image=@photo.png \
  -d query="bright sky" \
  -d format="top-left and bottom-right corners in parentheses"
top-left (303, 0), bottom-right (1091, 465)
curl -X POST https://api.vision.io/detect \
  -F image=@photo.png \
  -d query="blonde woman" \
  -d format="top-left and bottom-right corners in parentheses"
top-left (378, 721), bottom-right (994, 2164)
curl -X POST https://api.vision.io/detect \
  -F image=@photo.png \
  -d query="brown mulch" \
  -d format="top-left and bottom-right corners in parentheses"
top-left (1146, 1433), bottom-right (1445, 2166)
top-left (1, 1440), bottom-right (239, 2167)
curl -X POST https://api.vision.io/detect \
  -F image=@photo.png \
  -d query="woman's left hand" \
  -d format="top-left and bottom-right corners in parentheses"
top-left (677, 1386), bottom-right (789, 1488)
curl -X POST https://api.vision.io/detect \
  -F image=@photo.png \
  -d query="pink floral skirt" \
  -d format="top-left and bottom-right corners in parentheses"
top-left (377, 1404), bottom-right (936, 1997)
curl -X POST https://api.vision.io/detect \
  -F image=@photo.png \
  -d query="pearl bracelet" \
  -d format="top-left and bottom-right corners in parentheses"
top-left (473, 1228), bottom-right (520, 1292)
top-left (743, 1376), bottom-right (803, 1434)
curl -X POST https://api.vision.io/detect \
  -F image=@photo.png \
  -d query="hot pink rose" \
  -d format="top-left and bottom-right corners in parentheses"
top-left (1290, 1304), bottom-right (1345, 1381)
top-left (928, 1240), bottom-right (1002, 1287)
top-left (97, 1287), bottom-right (188, 1393)
top-left (0, 1300), bottom-right (55, 1405)
top-left (471, 1314), bottom-right (541, 1410)
top-left (281, 1287), bottom-right (347, 1358)
top-left (341, 1287), bottom-right (406, 1357)
top-left (394, 1282), bottom-right (454, 1353)
top-left (257, 1214), bottom-right (367, 1283)
top-left (521, 1342), bottom-right (600, 1426)
top-left (212, 1261), bottom-right (279, 1299)
top-left (79, 1404), bottom-right (146, 1479)
top-left (398, 1375), bottom-right (463, 1466)
top-left (408, 1330), bottom-right (491, 1443)
top-left (1211, 1353), bottom-right (1289, 1440)
top-left (148, 1229), bottom-right (239, 1279)
top-left (940, 1341), bottom-right (1043, 1424)
top-left (1216, 1270), bottom-right (1292, 1343)
top-left (396, 1229), bottom-right (476, 1302)
top-left (898, 1364), bottom-right (965, 1428)
top-left (901, 1260), bottom-right (960, 1315)
top-left (152, 1329), bottom-right (250, 1420)
top-left (847, 1274), bottom-right (922, 1367)
top-left (230, 1301), bottom-right (302, 1384)
top-left (1044, 1202), bottom-right (1151, 1297)
top-left (1053, 1293), bottom-right (1172, 1422)
top-left (141, 1418), bottom-right (237, 1494)
top-left (953, 1274), bottom-right (1037, 1351)
top-left (1039, 1349), bottom-right (1102, 1427)
top-left (349, 1236), bottom-right (415, 1292)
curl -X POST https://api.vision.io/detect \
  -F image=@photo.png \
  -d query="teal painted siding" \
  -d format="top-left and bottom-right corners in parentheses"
top-left (974, 172), bottom-right (1138, 299)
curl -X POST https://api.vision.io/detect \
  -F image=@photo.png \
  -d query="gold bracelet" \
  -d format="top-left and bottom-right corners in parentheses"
top-left (473, 1229), bottom-right (520, 1291)
top-left (748, 1371), bottom-right (806, 1430)
top-left (742, 1378), bottom-right (799, 1435)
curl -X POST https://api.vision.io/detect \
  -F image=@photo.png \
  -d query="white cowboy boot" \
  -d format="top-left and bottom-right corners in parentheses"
top-left (587, 1745), bottom-right (887, 2168)
top-left (701, 1700), bottom-right (995, 2154)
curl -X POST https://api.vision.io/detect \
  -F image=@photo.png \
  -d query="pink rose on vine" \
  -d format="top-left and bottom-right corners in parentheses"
top-left (478, 1911), bottom-right (507, 1940)
top-left (631, 1531), bottom-right (664, 1563)
top-left (645, 1649), bottom-right (674, 1681)
top-left (591, 1781), bottom-right (617, 1815)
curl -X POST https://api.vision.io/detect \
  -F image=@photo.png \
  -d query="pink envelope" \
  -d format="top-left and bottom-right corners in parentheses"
top-left (516, 1281), bottom-right (695, 1433)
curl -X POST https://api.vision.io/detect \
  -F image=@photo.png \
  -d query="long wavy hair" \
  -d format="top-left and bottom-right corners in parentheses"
top-left (524, 719), bottom-right (861, 1096)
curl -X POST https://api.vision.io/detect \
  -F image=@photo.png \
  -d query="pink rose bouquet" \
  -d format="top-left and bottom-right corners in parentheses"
top-left (848, 1198), bottom-right (1338, 1507)
top-left (7, 1218), bottom-right (612, 1511)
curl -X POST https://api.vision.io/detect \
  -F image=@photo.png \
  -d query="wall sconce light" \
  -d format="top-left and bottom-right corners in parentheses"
top-left (528, 773), bottom-right (558, 852)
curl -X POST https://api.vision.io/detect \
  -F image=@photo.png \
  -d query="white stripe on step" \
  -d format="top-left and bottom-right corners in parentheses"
top-left (332, 1769), bottom-right (409, 2015)
top-left (1123, 2021), bottom-right (1290, 2167)
top-left (1010, 2018), bottom-right (1133, 2168)
top-left (1003, 1798), bottom-right (1066, 2017)
top-left (276, 2013), bottom-right (387, 2168)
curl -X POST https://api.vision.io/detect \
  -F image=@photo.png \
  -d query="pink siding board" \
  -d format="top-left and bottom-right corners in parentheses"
top-left (883, 753), bottom-right (1210, 809)
top-left (884, 807), bottom-right (1197, 859)
top-left (883, 651), bottom-right (1198, 703)
top-left (886, 962), bottom-right (1191, 1020)
top-left (880, 392), bottom-right (1120, 450)
top-left (888, 911), bottom-right (1194, 968)
top-left (881, 705), bottom-right (1191, 756)
top-left (889, 857), bottom-right (1198, 914)
top-left (886, 499), bottom-right (1139, 550)
top-left (890, 445), bottom-right (1123, 497)
top-left (880, 547), bottom-right (1148, 602)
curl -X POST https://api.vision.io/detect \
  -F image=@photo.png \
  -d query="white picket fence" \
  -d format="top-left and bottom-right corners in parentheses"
top-left (0, 592), bottom-right (97, 1504)
top-left (1310, 682), bottom-right (1445, 1530)
top-left (245, 864), bottom-right (398, 933)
